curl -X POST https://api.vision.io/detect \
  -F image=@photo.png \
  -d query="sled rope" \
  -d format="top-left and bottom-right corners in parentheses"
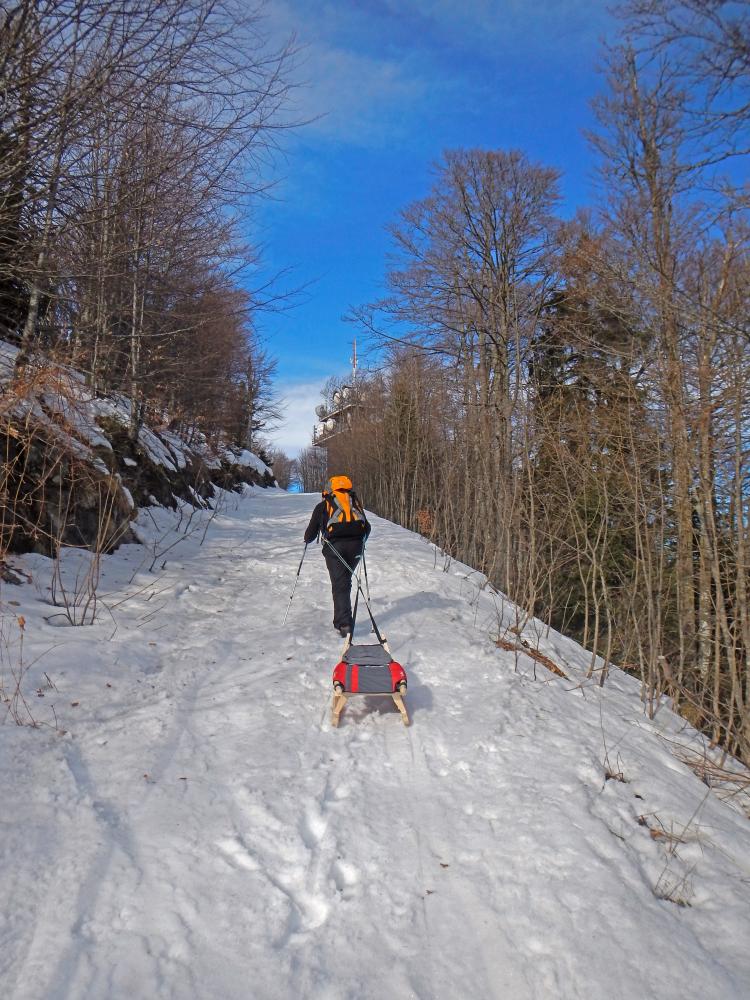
top-left (322, 538), bottom-right (384, 643)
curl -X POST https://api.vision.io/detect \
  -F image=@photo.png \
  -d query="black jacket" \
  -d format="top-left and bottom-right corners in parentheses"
top-left (304, 498), bottom-right (370, 545)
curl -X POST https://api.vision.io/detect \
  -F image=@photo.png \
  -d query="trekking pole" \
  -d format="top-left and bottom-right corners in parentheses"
top-left (360, 545), bottom-right (374, 631)
top-left (322, 538), bottom-right (385, 644)
top-left (282, 544), bottom-right (307, 625)
top-left (350, 491), bottom-right (371, 604)
top-left (362, 548), bottom-right (371, 603)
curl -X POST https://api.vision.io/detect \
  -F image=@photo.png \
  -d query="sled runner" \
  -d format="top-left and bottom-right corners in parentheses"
top-left (331, 639), bottom-right (409, 727)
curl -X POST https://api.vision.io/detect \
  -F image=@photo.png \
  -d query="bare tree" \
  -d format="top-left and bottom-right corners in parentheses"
top-left (354, 148), bottom-right (560, 593)
top-left (296, 446), bottom-right (328, 493)
top-left (617, 0), bottom-right (750, 163)
top-left (264, 447), bottom-right (295, 489)
top-left (1, 0), bottom-right (295, 446)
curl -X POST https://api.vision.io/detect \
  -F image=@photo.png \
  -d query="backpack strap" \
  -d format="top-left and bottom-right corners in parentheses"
top-left (323, 490), bottom-right (347, 529)
top-left (350, 491), bottom-right (370, 531)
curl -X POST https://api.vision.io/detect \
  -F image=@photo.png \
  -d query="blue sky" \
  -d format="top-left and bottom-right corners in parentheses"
top-left (256, 0), bottom-right (616, 455)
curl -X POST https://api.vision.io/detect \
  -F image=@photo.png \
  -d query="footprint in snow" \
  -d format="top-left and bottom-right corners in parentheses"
top-left (216, 835), bottom-right (260, 872)
top-left (325, 782), bottom-right (351, 803)
top-left (285, 888), bottom-right (330, 934)
top-left (300, 806), bottom-right (327, 849)
top-left (332, 859), bottom-right (359, 897)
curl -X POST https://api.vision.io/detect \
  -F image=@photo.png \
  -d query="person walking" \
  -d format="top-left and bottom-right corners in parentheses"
top-left (304, 475), bottom-right (370, 637)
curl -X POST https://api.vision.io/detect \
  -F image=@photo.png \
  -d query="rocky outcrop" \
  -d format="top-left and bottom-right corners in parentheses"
top-left (0, 342), bottom-right (275, 556)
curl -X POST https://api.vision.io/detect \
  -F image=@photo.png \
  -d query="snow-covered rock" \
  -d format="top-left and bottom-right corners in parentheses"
top-left (0, 342), bottom-right (274, 555)
top-left (224, 447), bottom-right (272, 477)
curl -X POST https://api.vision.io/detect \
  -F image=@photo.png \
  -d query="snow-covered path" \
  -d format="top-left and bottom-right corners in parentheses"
top-left (2, 491), bottom-right (749, 999)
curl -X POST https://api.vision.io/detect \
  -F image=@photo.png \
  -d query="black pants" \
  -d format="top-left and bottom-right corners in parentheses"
top-left (323, 538), bottom-right (363, 630)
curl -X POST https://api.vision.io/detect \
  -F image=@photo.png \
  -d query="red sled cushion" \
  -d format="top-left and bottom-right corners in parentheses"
top-left (333, 659), bottom-right (406, 693)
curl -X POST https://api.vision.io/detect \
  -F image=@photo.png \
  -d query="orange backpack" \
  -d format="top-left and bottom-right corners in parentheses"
top-left (323, 476), bottom-right (367, 538)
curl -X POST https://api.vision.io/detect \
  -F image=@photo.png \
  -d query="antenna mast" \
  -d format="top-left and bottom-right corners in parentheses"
top-left (351, 338), bottom-right (357, 385)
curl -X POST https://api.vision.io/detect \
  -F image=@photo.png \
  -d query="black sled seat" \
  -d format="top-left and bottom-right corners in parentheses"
top-left (331, 641), bottom-right (409, 727)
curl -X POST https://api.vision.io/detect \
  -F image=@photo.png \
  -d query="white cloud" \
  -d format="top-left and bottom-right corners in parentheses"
top-left (267, 380), bottom-right (325, 457)
top-left (264, 1), bottom-right (435, 147)
top-left (293, 45), bottom-right (429, 146)
top-left (265, 0), bottom-right (612, 150)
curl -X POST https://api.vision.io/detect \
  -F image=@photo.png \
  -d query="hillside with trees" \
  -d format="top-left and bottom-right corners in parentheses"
top-left (321, 1), bottom-right (750, 763)
top-left (0, 0), bottom-right (289, 557)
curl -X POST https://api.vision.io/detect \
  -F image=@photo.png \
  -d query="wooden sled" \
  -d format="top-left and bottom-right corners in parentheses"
top-left (331, 638), bottom-right (409, 727)
top-left (331, 684), bottom-right (409, 727)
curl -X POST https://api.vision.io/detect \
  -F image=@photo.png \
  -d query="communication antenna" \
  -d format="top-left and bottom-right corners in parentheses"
top-left (351, 338), bottom-right (357, 384)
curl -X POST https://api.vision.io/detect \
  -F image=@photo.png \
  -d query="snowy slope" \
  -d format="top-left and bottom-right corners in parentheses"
top-left (1, 491), bottom-right (749, 1000)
